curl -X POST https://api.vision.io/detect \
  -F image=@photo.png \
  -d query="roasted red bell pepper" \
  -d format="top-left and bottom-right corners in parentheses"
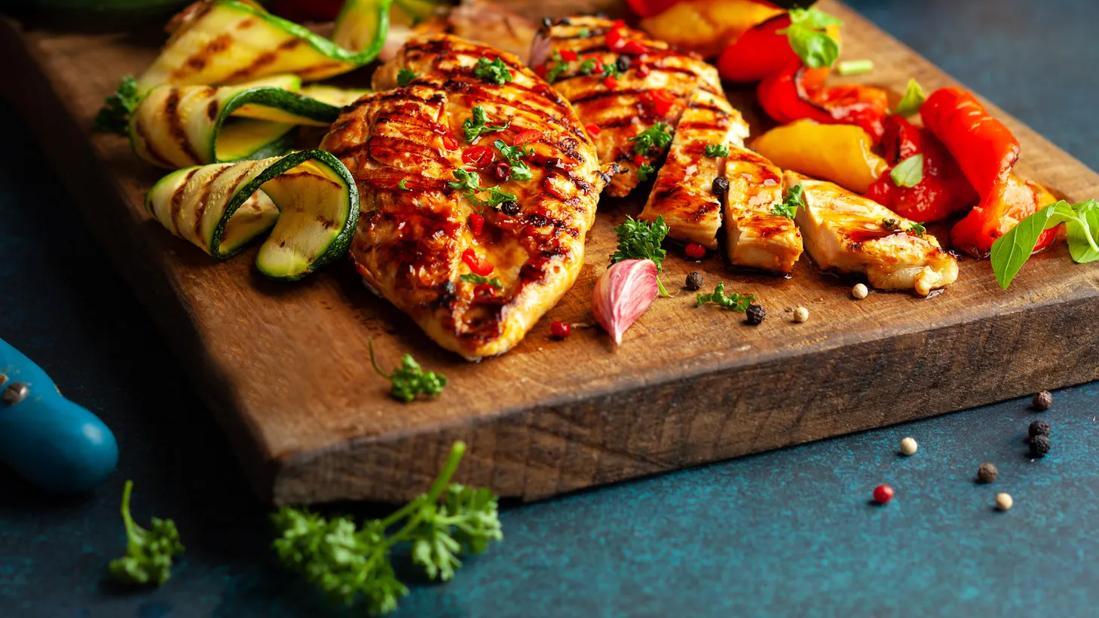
top-left (717, 14), bottom-right (800, 82)
top-left (757, 66), bottom-right (888, 142)
top-left (864, 115), bottom-right (977, 222)
top-left (625, 0), bottom-right (681, 18)
top-left (949, 173), bottom-right (1059, 257)
top-left (920, 87), bottom-right (1019, 199)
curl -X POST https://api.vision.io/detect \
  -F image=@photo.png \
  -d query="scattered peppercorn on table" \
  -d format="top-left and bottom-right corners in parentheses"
top-left (4, 0), bottom-right (1099, 615)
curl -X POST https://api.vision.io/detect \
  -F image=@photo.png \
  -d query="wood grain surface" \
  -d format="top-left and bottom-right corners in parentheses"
top-left (4, 0), bottom-right (1098, 504)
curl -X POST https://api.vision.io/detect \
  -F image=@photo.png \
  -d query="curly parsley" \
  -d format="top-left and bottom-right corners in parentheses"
top-left (630, 123), bottom-right (673, 156)
top-left (107, 480), bottom-right (184, 586)
top-left (473, 57), bottom-right (513, 85)
top-left (369, 341), bottom-right (446, 402)
top-left (460, 273), bottom-right (503, 288)
top-left (397, 68), bottom-right (416, 86)
top-left (93, 75), bottom-right (140, 134)
top-left (463, 106), bottom-right (509, 143)
top-left (612, 215), bottom-right (670, 296)
top-left (704, 143), bottom-right (730, 158)
top-left (448, 170), bottom-right (517, 209)
top-left (637, 162), bottom-right (656, 182)
top-left (771, 184), bottom-right (805, 220)
top-left (494, 139), bottom-right (533, 181)
top-left (696, 282), bottom-right (755, 312)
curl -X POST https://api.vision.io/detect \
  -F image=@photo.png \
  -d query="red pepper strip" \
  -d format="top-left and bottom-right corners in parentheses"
top-left (625, 0), bottom-right (679, 18)
top-left (864, 115), bottom-right (977, 223)
top-left (950, 174), bottom-right (1059, 257)
top-left (461, 248), bottom-right (494, 276)
top-left (757, 66), bottom-right (889, 142)
top-left (920, 87), bottom-right (1020, 199)
top-left (717, 14), bottom-right (800, 83)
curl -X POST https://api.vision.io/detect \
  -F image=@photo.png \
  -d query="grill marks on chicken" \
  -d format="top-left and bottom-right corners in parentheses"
top-left (321, 35), bottom-right (606, 359)
top-left (790, 172), bottom-right (959, 296)
top-left (639, 87), bottom-right (749, 249)
top-left (725, 148), bottom-right (804, 273)
top-left (533, 16), bottom-right (725, 198)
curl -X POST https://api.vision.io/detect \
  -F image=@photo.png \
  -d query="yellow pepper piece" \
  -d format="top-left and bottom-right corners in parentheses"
top-left (640, 0), bottom-right (783, 58)
top-left (752, 120), bottom-right (888, 194)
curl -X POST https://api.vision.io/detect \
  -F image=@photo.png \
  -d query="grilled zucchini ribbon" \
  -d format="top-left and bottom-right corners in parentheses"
top-left (145, 150), bottom-right (359, 279)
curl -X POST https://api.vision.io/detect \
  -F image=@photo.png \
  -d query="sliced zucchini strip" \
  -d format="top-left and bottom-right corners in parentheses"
top-left (129, 75), bottom-right (341, 168)
top-left (146, 150), bottom-right (359, 279)
top-left (138, 0), bottom-right (393, 90)
top-left (299, 84), bottom-right (371, 107)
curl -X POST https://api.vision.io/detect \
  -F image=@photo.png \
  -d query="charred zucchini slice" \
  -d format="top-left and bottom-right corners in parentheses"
top-left (145, 150), bottom-right (359, 279)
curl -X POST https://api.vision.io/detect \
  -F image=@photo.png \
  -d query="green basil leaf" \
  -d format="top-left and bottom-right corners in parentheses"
top-left (894, 78), bottom-right (926, 116)
top-left (890, 154), bottom-right (924, 188)
top-left (782, 8), bottom-right (842, 69)
top-left (989, 203), bottom-right (1058, 289)
top-left (1066, 199), bottom-right (1099, 263)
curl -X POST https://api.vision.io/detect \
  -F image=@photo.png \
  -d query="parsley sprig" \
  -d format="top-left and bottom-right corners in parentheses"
top-left (93, 75), bottom-right (141, 134)
top-left (704, 143), bottom-right (730, 158)
top-left (545, 52), bottom-right (569, 83)
top-left (107, 480), bottom-right (184, 586)
top-left (637, 162), bottom-right (656, 182)
top-left (369, 341), bottom-right (446, 402)
top-left (882, 218), bottom-right (926, 236)
top-left (630, 123), bottom-right (673, 156)
top-left (991, 199), bottom-right (1099, 288)
top-left (494, 139), bottom-right (533, 181)
top-left (397, 68), bottom-right (416, 86)
top-left (473, 57), bottom-right (513, 85)
top-left (771, 184), bottom-right (805, 220)
top-left (460, 273), bottom-right (503, 288)
top-left (448, 170), bottom-right (518, 209)
top-left (780, 8), bottom-right (843, 69)
top-left (696, 282), bottom-right (755, 312)
top-left (612, 215), bottom-right (670, 296)
top-left (272, 442), bottom-right (502, 615)
top-left (463, 106), bottom-right (509, 143)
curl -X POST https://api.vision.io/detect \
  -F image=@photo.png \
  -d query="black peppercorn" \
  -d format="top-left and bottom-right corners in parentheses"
top-left (500, 201), bottom-right (521, 216)
top-left (976, 462), bottom-right (998, 483)
top-left (1029, 434), bottom-right (1051, 458)
top-left (1028, 420), bottom-right (1050, 438)
top-left (616, 55), bottom-right (631, 73)
top-left (541, 17), bottom-right (552, 28)
top-left (745, 304), bottom-right (766, 326)
top-left (711, 176), bottom-right (729, 205)
top-left (1032, 390), bottom-right (1053, 411)
top-left (685, 271), bottom-right (704, 291)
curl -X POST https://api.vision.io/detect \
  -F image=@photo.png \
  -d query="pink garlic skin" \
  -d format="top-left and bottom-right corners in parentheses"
top-left (592, 259), bottom-right (659, 345)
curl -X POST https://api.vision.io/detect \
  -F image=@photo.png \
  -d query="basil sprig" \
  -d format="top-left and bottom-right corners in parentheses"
top-left (780, 8), bottom-right (843, 69)
top-left (991, 199), bottom-right (1099, 288)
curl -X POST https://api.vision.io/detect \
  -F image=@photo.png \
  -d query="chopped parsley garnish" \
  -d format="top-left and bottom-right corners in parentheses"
top-left (602, 60), bottom-right (621, 79)
top-left (93, 75), bottom-right (140, 134)
top-left (448, 170), bottom-right (518, 208)
top-left (398, 179), bottom-right (411, 191)
top-left (894, 78), bottom-right (927, 116)
top-left (704, 143), bottom-right (730, 158)
top-left (907, 222), bottom-right (927, 236)
top-left (629, 122), bottom-right (673, 156)
top-left (107, 480), bottom-right (184, 586)
top-left (494, 139), bottom-right (533, 181)
top-left (611, 215), bottom-right (670, 296)
top-left (578, 28), bottom-right (591, 38)
top-left (271, 441), bottom-right (501, 615)
top-left (637, 162), bottom-right (655, 182)
top-left (460, 274), bottom-right (503, 288)
top-left (884, 218), bottom-right (926, 236)
top-left (890, 154), bottom-right (924, 188)
top-left (578, 58), bottom-right (598, 75)
top-left (473, 57), bottom-right (513, 85)
top-left (545, 52), bottom-right (569, 83)
top-left (771, 184), bottom-right (805, 220)
top-left (368, 340), bottom-right (446, 402)
top-left (397, 68), bottom-right (416, 86)
top-left (695, 282), bottom-right (755, 312)
top-left (463, 106), bottom-right (509, 143)
top-left (779, 8), bottom-right (843, 69)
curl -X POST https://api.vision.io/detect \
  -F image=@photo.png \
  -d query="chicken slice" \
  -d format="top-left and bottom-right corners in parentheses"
top-left (322, 35), bottom-right (607, 359)
top-left (725, 147), bottom-right (804, 273)
top-left (789, 172), bottom-right (959, 296)
top-left (638, 87), bottom-right (749, 249)
top-left (531, 16), bottom-right (725, 197)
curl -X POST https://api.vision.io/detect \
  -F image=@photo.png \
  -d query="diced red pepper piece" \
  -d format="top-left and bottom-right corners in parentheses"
top-left (462, 145), bottom-right (495, 169)
top-left (620, 40), bottom-right (648, 55)
top-left (442, 134), bottom-right (459, 150)
top-left (467, 213), bottom-right (485, 236)
top-left (585, 123), bottom-right (601, 136)
top-left (606, 27), bottom-right (624, 50)
top-left (603, 76), bottom-right (618, 89)
top-left (461, 248), bottom-right (494, 276)
top-left (718, 14), bottom-right (800, 83)
top-left (533, 63), bottom-right (548, 78)
top-left (757, 66), bottom-right (888, 142)
top-left (639, 89), bottom-right (676, 118)
top-left (632, 154), bottom-right (646, 166)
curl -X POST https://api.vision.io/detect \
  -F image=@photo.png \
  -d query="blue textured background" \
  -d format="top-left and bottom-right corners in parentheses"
top-left (3, 1), bottom-right (1099, 616)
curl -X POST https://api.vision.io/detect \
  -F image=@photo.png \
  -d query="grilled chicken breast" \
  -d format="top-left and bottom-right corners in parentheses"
top-left (321, 35), bottom-right (607, 359)
top-left (789, 172), bottom-right (958, 296)
top-left (638, 87), bottom-right (749, 249)
top-left (725, 148), bottom-right (803, 273)
top-left (531, 16), bottom-right (726, 197)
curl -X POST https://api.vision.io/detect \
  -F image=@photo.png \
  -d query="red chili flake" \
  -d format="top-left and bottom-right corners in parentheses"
top-left (512, 129), bottom-right (542, 145)
top-left (560, 49), bottom-right (578, 62)
top-left (442, 135), bottom-right (459, 150)
top-left (533, 63), bottom-right (548, 78)
top-left (637, 64), bottom-right (650, 78)
top-left (640, 89), bottom-right (676, 118)
top-left (620, 40), bottom-right (647, 55)
top-left (462, 145), bottom-right (495, 169)
top-left (873, 484), bottom-right (894, 505)
top-left (467, 213), bottom-right (485, 236)
top-left (605, 27), bottom-right (623, 50)
top-left (549, 320), bottom-right (571, 340)
top-left (461, 248), bottom-right (494, 276)
top-left (603, 76), bottom-right (618, 89)
top-left (585, 123), bottom-right (601, 136)
top-left (632, 154), bottom-right (646, 166)
top-left (684, 242), bottom-right (706, 259)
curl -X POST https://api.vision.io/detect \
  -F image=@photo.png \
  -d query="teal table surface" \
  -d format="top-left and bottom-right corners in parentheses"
top-left (3, 1), bottom-right (1099, 616)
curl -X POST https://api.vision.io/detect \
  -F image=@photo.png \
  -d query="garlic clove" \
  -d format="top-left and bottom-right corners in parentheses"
top-left (592, 259), bottom-right (659, 345)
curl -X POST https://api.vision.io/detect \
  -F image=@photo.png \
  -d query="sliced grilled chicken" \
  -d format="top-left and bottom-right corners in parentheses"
top-left (789, 172), bottom-right (959, 296)
top-left (531, 16), bottom-right (725, 197)
top-left (637, 87), bottom-right (748, 249)
top-left (321, 35), bottom-right (607, 359)
top-left (725, 147), bottom-right (804, 273)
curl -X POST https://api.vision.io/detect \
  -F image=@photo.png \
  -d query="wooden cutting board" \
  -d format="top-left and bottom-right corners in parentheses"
top-left (4, 1), bottom-right (1098, 505)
